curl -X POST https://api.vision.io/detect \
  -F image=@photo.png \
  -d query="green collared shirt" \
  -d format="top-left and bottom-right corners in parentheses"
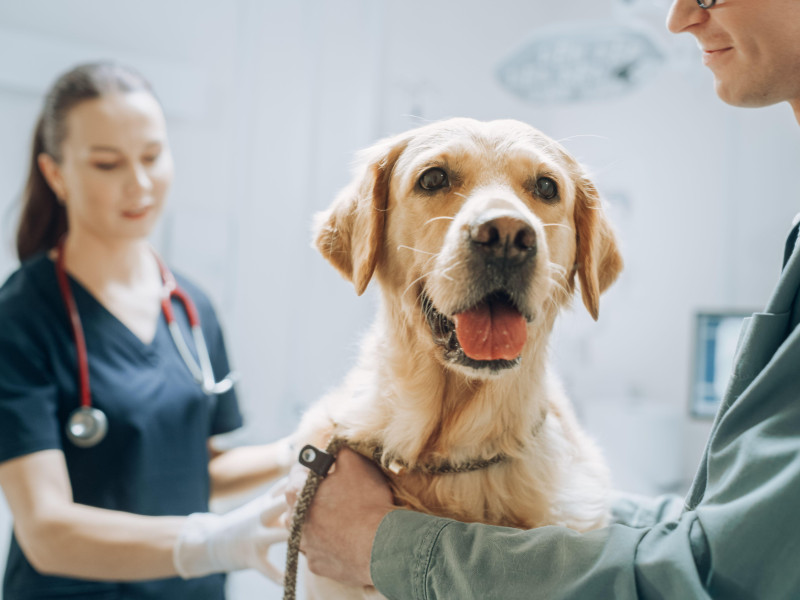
top-left (371, 221), bottom-right (800, 599)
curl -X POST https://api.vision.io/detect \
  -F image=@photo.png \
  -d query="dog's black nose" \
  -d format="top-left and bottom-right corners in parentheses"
top-left (469, 214), bottom-right (536, 262)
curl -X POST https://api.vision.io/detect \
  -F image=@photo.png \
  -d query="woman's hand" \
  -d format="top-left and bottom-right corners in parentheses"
top-left (174, 485), bottom-right (290, 583)
top-left (284, 447), bottom-right (395, 587)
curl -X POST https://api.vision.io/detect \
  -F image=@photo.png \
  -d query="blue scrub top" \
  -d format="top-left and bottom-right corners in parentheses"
top-left (0, 253), bottom-right (243, 599)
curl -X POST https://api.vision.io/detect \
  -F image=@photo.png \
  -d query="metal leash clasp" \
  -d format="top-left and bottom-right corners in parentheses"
top-left (298, 444), bottom-right (336, 477)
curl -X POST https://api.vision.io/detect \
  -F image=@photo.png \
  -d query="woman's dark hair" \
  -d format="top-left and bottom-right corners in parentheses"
top-left (16, 62), bottom-right (155, 261)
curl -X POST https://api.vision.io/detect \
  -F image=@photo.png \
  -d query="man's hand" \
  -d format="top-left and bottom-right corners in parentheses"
top-left (284, 447), bottom-right (395, 587)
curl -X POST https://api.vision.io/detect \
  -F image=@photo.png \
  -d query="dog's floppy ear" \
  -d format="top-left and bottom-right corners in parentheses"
top-left (314, 135), bottom-right (407, 296)
top-left (573, 175), bottom-right (623, 320)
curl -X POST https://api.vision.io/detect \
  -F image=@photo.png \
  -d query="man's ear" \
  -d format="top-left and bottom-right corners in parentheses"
top-left (313, 135), bottom-right (407, 296)
top-left (573, 175), bottom-right (623, 320)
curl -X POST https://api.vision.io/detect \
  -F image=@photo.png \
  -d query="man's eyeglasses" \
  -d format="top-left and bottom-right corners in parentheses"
top-left (697, 0), bottom-right (716, 7)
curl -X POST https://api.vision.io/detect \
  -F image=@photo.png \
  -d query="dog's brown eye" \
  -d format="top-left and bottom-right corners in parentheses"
top-left (534, 177), bottom-right (558, 202)
top-left (419, 168), bottom-right (449, 191)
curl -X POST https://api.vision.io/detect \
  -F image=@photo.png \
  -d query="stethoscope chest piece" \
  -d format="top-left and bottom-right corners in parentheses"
top-left (56, 237), bottom-right (236, 448)
top-left (66, 406), bottom-right (108, 448)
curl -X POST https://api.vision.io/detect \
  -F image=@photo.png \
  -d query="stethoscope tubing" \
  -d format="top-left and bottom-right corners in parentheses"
top-left (154, 253), bottom-right (237, 395)
top-left (55, 240), bottom-right (92, 410)
top-left (56, 238), bottom-right (237, 447)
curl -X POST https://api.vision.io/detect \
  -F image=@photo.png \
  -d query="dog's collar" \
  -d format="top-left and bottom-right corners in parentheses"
top-left (355, 443), bottom-right (509, 476)
top-left (344, 412), bottom-right (548, 476)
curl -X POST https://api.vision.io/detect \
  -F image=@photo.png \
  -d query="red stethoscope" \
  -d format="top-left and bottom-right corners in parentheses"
top-left (55, 238), bottom-right (237, 448)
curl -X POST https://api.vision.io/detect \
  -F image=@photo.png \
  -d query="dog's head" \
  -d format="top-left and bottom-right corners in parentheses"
top-left (315, 118), bottom-right (622, 377)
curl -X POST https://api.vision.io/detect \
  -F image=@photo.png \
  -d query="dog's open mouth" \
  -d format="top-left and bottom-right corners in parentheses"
top-left (422, 290), bottom-right (529, 371)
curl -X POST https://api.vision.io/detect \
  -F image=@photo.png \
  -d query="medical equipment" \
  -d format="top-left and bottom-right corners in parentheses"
top-left (690, 311), bottom-right (751, 418)
top-left (495, 22), bottom-right (665, 105)
top-left (55, 238), bottom-right (237, 448)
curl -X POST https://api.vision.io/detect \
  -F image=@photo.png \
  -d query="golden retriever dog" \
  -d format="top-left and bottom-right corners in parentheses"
top-left (295, 117), bottom-right (622, 599)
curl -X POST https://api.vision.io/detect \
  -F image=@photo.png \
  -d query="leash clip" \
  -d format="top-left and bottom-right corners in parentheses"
top-left (298, 444), bottom-right (335, 477)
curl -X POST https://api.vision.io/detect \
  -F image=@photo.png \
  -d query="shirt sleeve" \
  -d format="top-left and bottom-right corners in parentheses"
top-left (609, 491), bottom-right (685, 528)
top-left (203, 301), bottom-right (243, 436)
top-left (0, 321), bottom-right (62, 464)
top-left (371, 321), bottom-right (800, 599)
top-left (371, 508), bottom-right (711, 600)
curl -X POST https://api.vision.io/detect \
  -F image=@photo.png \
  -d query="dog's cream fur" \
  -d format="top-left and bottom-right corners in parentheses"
top-left (297, 118), bottom-right (622, 599)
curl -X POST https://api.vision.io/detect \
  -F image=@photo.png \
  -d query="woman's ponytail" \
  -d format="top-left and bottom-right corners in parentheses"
top-left (16, 115), bottom-right (67, 261)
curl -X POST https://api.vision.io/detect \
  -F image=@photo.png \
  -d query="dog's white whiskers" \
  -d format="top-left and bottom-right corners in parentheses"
top-left (400, 114), bottom-right (438, 125)
top-left (548, 262), bottom-right (569, 277)
top-left (549, 276), bottom-right (569, 292)
top-left (550, 283), bottom-right (570, 301)
top-left (402, 271), bottom-right (438, 299)
top-left (547, 267), bottom-right (571, 290)
top-left (402, 259), bottom-right (464, 298)
top-left (453, 192), bottom-right (468, 200)
top-left (423, 216), bottom-right (455, 226)
top-left (545, 294), bottom-right (564, 315)
top-left (538, 140), bottom-right (568, 155)
top-left (547, 271), bottom-right (569, 291)
top-left (545, 263), bottom-right (572, 303)
top-left (438, 260), bottom-right (463, 277)
top-left (542, 223), bottom-right (572, 232)
top-left (397, 245), bottom-right (437, 256)
top-left (554, 133), bottom-right (609, 144)
top-left (582, 159), bottom-right (621, 178)
top-left (552, 281), bottom-right (570, 295)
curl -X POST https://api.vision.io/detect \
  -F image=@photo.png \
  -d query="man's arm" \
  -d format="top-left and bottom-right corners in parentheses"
top-left (609, 490), bottom-right (685, 528)
top-left (289, 449), bottom-right (711, 599)
top-left (371, 508), bottom-right (710, 600)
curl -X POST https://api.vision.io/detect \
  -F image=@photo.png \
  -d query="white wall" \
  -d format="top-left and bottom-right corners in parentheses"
top-left (357, 0), bottom-right (800, 492)
top-left (0, 2), bottom-right (383, 598)
top-left (1, 0), bottom-right (800, 597)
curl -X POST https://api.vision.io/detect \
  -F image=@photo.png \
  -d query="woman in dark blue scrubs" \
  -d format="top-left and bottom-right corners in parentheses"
top-left (0, 63), bottom-right (291, 599)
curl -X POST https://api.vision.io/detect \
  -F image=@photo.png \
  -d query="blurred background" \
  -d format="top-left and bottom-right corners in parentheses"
top-left (1, 0), bottom-right (799, 597)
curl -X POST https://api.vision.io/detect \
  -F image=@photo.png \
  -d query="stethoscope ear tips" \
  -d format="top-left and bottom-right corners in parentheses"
top-left (66, 406), bottom-right (108, 448)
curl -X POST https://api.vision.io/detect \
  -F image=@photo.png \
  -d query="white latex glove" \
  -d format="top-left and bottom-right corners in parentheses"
top-left (173, 482), bottom-right (290, 584)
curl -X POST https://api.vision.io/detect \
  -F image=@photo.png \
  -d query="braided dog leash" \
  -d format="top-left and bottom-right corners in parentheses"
top-left (281, 435), bottom-right (521, 599)
top-left (283, 436), bottom-right (347, 600)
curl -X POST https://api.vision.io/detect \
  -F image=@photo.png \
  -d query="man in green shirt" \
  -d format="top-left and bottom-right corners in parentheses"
top-left (290, 0), bottom-right (800, 597)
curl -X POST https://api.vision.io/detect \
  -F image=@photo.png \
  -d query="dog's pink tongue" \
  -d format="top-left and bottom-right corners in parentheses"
top-left (453, 298), bottom-right (527, 361)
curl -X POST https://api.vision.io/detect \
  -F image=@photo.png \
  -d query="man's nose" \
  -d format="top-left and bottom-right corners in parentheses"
top-left (666, 0), bottom-right (709, 34)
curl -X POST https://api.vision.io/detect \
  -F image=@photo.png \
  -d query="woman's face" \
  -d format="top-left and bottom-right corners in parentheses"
top-left (41, 91), bottom-right (174, 244)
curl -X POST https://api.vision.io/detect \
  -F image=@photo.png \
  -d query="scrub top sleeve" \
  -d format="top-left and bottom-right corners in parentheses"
top-left (371, 509), bottom-right (712, 600)
top-left (0, 330), bottom-right (62, 464)
top-left (206, 308), bottom-right (243, 436)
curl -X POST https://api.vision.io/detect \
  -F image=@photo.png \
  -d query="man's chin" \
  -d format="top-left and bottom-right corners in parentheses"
top-left (714, 78), bottom-right (782, 109)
